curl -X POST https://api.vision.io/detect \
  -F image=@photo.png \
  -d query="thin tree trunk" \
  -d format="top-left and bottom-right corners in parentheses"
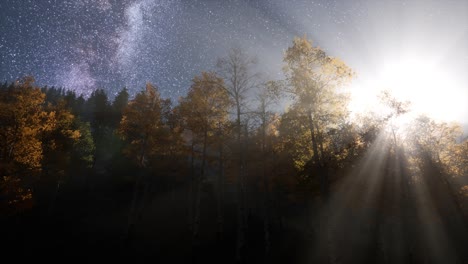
top-left (308, 111), bottom-right (334, 262)
top-left (193, 176), bottom-right (202, 244)
top-left (236, 102), bottom-right (245, 262)
top-left (123, 138), bottom-right (147, 244)
top-left (261, 116), bottom-right (270, 254)
top-left (48, 174), bottom-right (61, 216)
top-left (325, 204), bottom-right (337, 264)
top-left (216, 129), bottom-right (224, 240)
top-left (123, 172), bottom-right (142, 244)
top-left (307, 111), bottom-right (321, 164)
top-left (194, 130), bottom-right (208, 242)
top-left (188, 141), bottom-right (195, 232)
top-left (136, 174), bottom-right (150, 221)
top-left (243, 124), bottom-right (249, 225)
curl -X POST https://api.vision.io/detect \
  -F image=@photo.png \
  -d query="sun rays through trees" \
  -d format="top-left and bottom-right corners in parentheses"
top-left (1, 36), bottom-right (467, 263)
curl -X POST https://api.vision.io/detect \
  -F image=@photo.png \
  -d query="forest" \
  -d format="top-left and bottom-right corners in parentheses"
top-left (1, 37), bottom-right (467, 263)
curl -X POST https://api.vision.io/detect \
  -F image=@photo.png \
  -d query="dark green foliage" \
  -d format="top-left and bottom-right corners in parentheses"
top-left (72, 120), bottom-right (95, 168)
top-left (111, 87), bottom-right (129, 127)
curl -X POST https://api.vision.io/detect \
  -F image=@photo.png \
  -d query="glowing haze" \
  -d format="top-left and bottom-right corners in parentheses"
top-left (0, 0), bottom-right (466, 123)
top-left (345, 1), bottom-right (468, 123)
top-left (349, 54), bottom-right (467, 123)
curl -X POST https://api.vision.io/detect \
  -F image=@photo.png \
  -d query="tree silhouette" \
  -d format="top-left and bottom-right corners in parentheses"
top-left (118, 82), bottom-right (173, 240)
top-left (217, 47), bottom-right (259, 260)
top-left (283, 36), bottom-right (354, 201)
top-left (178, 71), bottom-right (231, 244)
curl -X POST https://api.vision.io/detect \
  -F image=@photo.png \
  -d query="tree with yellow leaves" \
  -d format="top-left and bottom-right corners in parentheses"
top-left (178, 72), bottom-right (231, 242)
top-left (0, 77), bottom-right (79, 214)
top-left (282, 36), bottom-right (354, 201)
top-left (282, 36), bottom-right (354, 263)
top-left (118, 82), bottom-right (174, 240)
top-left (118, 83), bottom-right (172, 168)
top-left (406, 115), bottom-right (462, 167)
top-left (40, 98), bottom-right (82, 214)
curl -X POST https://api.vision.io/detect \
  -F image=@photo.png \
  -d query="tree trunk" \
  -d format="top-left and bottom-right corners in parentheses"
top-left (261, 116), bottom-right (270, 255)
top-left (243, 124), bottom-right (249, 225)
top-left (123, 139), bottom-right (147, 245)
top-left (193, 176), bottom-right (202, 244)
top-left (188, 141), bottom-right (195, 232)
top-left (307, 111), bottom-right (321, 166)
top-left (308, 111), bottom-right (333, 262)
top-left (236, 101), bottom-right (245, 262)
top-left (193, 130), bottom-right (208, 243)
top-left (48, 174), bottom-right (61, 216)
top-left (123, 172), bottom-right (143, 245)
top-left (136, 174), bottom-right (150, 221)
top-left (216, 130), bottom-right (224, 240)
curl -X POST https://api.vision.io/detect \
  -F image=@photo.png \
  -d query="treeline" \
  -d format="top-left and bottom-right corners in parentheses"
top-left (1, 37), bottom-right (467, 262)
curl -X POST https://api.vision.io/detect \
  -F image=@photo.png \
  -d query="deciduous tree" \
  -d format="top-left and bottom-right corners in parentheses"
top-left (282, 36), bottom-right (354, 201)
top-left (118, 82), bottom-right (173, 240)
top-left (217, 48), bottom-right (259, 260)
top-left (282, 36), bottom-right (353, 263)
top-left (178, 72), bottom-right (231, 242)
top-left (0, 77), bottom-right (71, 213)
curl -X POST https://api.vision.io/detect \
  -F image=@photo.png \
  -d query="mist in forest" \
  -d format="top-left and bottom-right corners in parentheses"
top-left (1, 1), bottom-right (467, 263)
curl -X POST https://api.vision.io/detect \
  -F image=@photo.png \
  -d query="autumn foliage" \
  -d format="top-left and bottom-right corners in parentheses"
top-left (1, 37), bottom-right (467, 263)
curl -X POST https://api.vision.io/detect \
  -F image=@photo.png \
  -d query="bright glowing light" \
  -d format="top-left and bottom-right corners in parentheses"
top-left (349, 55), bottom-right (467, 123)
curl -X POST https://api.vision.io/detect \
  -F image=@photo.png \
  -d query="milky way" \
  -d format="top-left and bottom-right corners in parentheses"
top-left (0, 0), bottom-right (466, 103)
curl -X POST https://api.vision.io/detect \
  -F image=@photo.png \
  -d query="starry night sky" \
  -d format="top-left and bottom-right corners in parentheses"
top-left (0, 0), bottom-right (467, 106)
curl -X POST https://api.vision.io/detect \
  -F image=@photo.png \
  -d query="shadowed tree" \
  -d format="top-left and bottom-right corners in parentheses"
top-left (40, 98), bottom-right (81, 214)
top-left (216, 47), bottom-right (259, 260)
top-left (283, 36), bottom-right (354, 202)
top-left (378, 90), bottom-right (411, 148)
top-left (282, 36), bottom-right (354, 263)
top-left (404, 117), bottom-right (468, 262)
top-left (178, 72), bottom-right (231, 243)
top-left (82, 89), bottom-right (113, 170)
top-left (86, 89), bottom-right (112, 133)
top-left (73, 121), bottom-right (95, 168)
top-left (406, 115), bottom-right (462, 167)
top-left (446, 138), bottom-right (468, 179)
top-left (111, 87), bottom-right (129, 127)
top-left (118, 83), bottom-right (173, 241)
top-left (406, 116), bottom-right (468, 218)
top-left (252, 81), bottom-right (281, 254)
top-left (0, 77), bottom-right (74, 214)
